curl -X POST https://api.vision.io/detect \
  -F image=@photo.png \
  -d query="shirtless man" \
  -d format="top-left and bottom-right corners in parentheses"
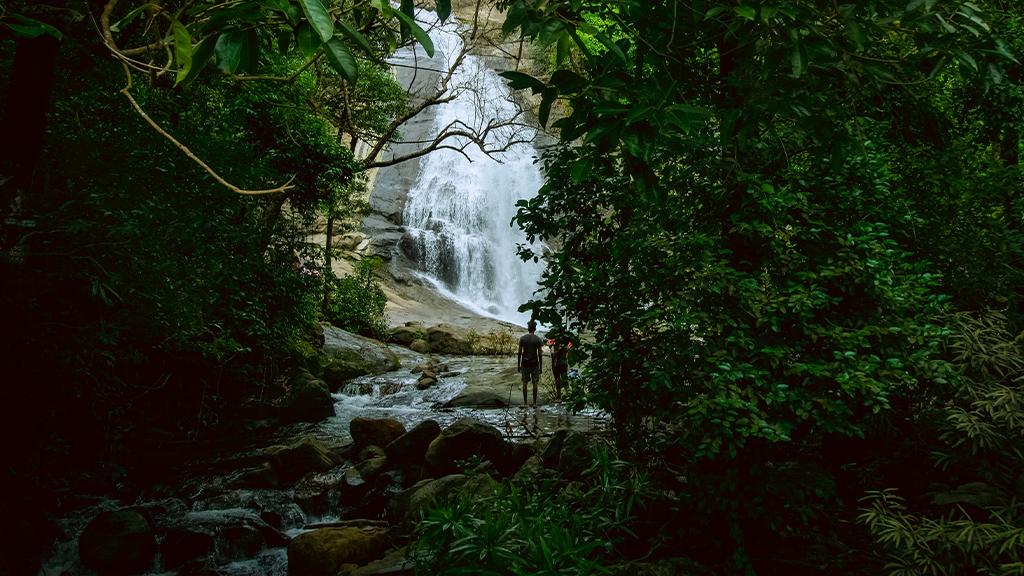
top-left (517, 320), bottom-right (544, 406)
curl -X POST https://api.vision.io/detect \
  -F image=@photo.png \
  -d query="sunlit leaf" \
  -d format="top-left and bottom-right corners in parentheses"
top-left (298, 0), bottom-right (334, 42)
top-left (323, 36), bottom-right (358, 82)
top-left (393, 9), bottom-right (434, 57)
top-left (172, 19), bottom-right (193, 86)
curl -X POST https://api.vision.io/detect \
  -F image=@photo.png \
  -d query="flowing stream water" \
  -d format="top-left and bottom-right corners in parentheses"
top-left (394, 10), bottom-right (546, 325)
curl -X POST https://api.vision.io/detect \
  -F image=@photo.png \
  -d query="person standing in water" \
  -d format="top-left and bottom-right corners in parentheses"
top-left (517, 320), bottom-right (544, 406)
top-left (547, 331), bottom-right (571, 402)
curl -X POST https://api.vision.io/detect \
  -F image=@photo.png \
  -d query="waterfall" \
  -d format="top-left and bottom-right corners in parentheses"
top-left (394, 10), bottom-right (545, 325)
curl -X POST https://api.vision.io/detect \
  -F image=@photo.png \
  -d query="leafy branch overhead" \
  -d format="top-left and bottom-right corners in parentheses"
top-left (100, 0), bottom-right (451, 85)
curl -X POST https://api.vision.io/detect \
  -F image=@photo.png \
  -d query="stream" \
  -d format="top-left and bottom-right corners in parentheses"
top-left (40, 344), bottom-right (607, 576)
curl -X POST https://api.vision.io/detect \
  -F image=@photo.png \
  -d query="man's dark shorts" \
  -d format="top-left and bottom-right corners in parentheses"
top-left (521, 366), bottom-right (540, 384)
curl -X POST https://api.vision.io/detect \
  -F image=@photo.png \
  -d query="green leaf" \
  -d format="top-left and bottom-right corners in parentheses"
top-left (335, 19), bottom-right (374, 57)
top-left (735, 5), bottom-right (757, 21)
top-left (555, 31), bottom-right (572, 66)
top-left (172, 19), bottom-right (193, 86)
top-left (298, 0), bottom-right (334, 42)
top-left (790, 41), bottom-right (806, 77)
top-left (539, 86), bottom-right (557, 128)
top-left (108, 3), bottom-right (155, 34)
top-left (393, 9), bottom-right (434, 57)
top-left (549, 69), bottom-right (588, 93)
top-left (297, 22), bottom-right (321, 57)
top-left (400, 0), bottom-right (414, 18)
top-left (499, 70), bottom-right (545, 94)
top-left (323, 36), bottom-right (358, 82)
top-left (215, 30), bottom-right (245, 73)
top-left (5, 13), bottom-right (63, 39)
top-left (436, 0), bottom-right (452, 22)
top-left (578, 22), bottom-right (626, 63)
top-left (262, 0), bottom-right (301, 25)
top-left (705, 6), bottom-right (729, 20)
top-left (178, 36), bottom-right (216, 86)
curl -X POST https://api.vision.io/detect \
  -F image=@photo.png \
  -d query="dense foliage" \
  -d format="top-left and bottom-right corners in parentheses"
top-left (494, 0), bottom-right (1024, 572)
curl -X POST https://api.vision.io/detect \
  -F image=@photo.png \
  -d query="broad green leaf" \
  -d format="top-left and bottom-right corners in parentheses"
top-left (549, 69), bottom-right (587, 93)
top-left (400, 0), bottom-right (414, 19)
top-left (555, 31), bottom-right (572, 66)
top-left (538, 86), bottom-right (557, 128)
top-left (172, 19), bottom-right (193, 86)
top-left (503, 2), bottom-right (527, 35)
top-left (393, 10), bottom-right (434, 57)
top-left (5, 13), bottom-right (63, 39)
top-left (297, 22), bottom-right (321, 57)
top-left (845, 21), bottom-right (864, 50)
top-left (298, 0), bottom-right (334, 42)
top-left (790, 41), bottom-right (805, 77)
top-left (178, 36), bottom-right (216, 85)
top-left (704, 6), bottom-right (729, 20)
top-left (735, 5), bottom-right (756, 21)
top-left (499, 70), bottom-right (545, 93)
top-left (436, 0), bottom-right (452, 22)
top-left (215, 30), bottom-right (245, 73)
top-left (323, 36), bottom-right (358, 82)
top-left (336, 19), bottom-right (374, 57)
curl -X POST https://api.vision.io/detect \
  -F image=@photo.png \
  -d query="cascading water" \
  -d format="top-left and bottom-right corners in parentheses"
top-left (395, 10), bottom-right (545, 325)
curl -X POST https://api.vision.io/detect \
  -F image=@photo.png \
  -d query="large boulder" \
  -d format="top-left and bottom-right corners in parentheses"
top-left (384, 419), bottom-right (442, 464)
top-left (388, 323), bottom-right (426, 346)
top-left (287, 526), bottom-right (390, 576)
top-left (409, 339), bottom-right (430, 353)
top-left (388, 474), bottom-right (467, 522)
top-left (349, 417), bottom-right (407, 451)
top-left (78, 509), bottom-right (157, 575)
top-left (267, 436), bottom-right (338, 485)
top-left (277, 370), bottom-right (334, 423)
top-left (424, 418), bottom-right (506, 474)
top-left (322, 325), bottom-right (400, 390)
top-left (160, 509), bottom-right (287, 569)
top-left (425, 323), bottom-right (475, 355)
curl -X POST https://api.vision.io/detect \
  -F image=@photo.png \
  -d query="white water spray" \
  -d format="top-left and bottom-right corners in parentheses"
top-left (396, 10), bottom-right (545, 325)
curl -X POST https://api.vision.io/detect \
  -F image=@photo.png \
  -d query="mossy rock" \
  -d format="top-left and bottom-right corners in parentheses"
top-left (287, 527), bottom-right (390, 576)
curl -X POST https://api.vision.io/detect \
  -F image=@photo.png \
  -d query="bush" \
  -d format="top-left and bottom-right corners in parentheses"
top-left (859, 311), bottom-right (1024, 575)
top-left (324, 256), bottom-right (389, 339)
top-left (410, 444), bottom-right (652, 575)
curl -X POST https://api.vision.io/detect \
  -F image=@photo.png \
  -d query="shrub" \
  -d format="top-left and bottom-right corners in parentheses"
top-left (324, 256), bottom-right (389, 339)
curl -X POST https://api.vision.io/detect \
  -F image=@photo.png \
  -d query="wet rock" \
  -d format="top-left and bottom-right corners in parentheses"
top-left (388, 323), bottom-right (425, 345)
top-left (78, 509), bottom-right (156, 574)
top-left (350, 417), bottom-right (407, 450)
top-left (557, 430), bottom-right (597, 480)
top-left (414, 373), bottom-right (437, 390)
top-left (409, 339), bottom-right (430, 353)
top-left (424, 418), bottom-right (506, 475)
top-left (388, 474), bottom-right (467, 523)
top-left (384, 419), bottom-right (441, 465)
top-left (321, 325), bottom-right (400, 389)
top-left (267, 436), bottom-right (338, 485)
top-left (443, 390), bottom-right (509, 408)
top-left (287, 526), bottom-right (390, 576)
top-left (425, 323), bottom-right (475, 354)
top-left (501, 442), bottom-right (537, 477)
top-left (277, 370), bottom-right (334, 423)
top-left (163, 509), bottom-right (289, 568)
top-left (162, 527), bottom-right (214, 570)
top-left (378, 381), bottom-right (403, 396)
top-left (226, 462), bottom-right (278, 489)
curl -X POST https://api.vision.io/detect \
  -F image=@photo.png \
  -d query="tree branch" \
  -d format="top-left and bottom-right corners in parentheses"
top-left (119, 63), bottom-right (294, 195)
